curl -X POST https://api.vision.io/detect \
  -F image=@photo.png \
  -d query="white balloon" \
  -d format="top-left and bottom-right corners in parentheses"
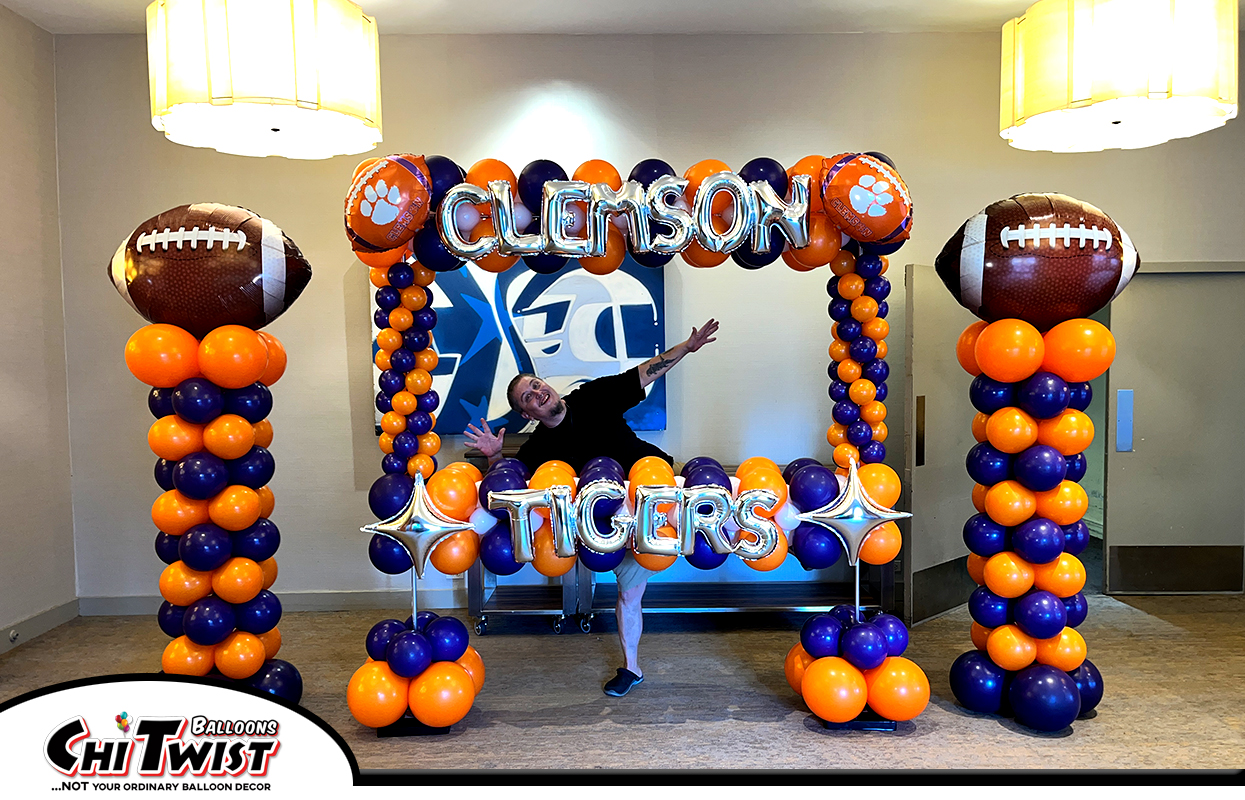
top-left (611, 214), bottom-right (630, 233)
top-left (565, 202), bottom-right (586, 236)
top-left (674, 475), bottom-right (685, 488)
top-left (729, 475), bottom-right (741, 496)
top-left (470, 505), bottom-right (498, 534)
top-left (529, 510), bottom-right (543, 531)
top-left (455, 202), bottom-right (481, 236)
top-left (513, 202), bottom-right (533, 232)
top-left (720, 199), bottom-right (735, 227)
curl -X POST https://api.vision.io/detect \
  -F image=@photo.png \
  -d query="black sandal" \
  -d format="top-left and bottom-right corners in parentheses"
top-left (603, 668), bottom-right (644, 696)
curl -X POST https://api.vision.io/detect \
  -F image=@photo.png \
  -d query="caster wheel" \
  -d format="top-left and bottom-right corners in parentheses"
top-left (552, 617), bottom-right (565, 635)
top-left (474, 618), bottom-right (487, 636)
top-left (578, 617), bottom-right (592, 634)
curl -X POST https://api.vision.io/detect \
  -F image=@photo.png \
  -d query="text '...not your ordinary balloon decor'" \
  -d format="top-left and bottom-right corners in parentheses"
top-left (341, 150), bottom-right (929, 729)
top-left (110, 203), bottom-right (308, 703)
top-left (936, 193), bottom-right (1136, 732)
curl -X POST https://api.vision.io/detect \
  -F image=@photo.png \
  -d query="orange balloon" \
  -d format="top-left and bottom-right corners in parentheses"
top-left (1041, 319), bottom-right (1115, 382)
top-left (801, 657), bottom-right (868, 723)
top-left (971, 412), bottom-right (990, 443)
top-left (535, 459), bottom-right (577, 478)
top-left (628, 456), bottom-right (672, 483)
top-left (862, 656), bottom-right (930, 721)
top-left (430, 529), bottom-right (480, 575)
top-left (826, 423), bottom-right (848, 447)
top-left (682, 239), bottom-right (730, 268)
top-left (632, 526), bottom-right (678, 572)
top-left (374, 349), bottom-right (392, 371)
top-left (787, 155), bottom-right (827, 214)
top-left (347, 661), bottom-right (411, 728)
top-left (390, 391), bottom-right (417, 416)
top-left (148, 416), bottom-right (205, 461)
top-left (388, 307), bottom-right (414, 331)
top-left (848, 379), bottom-right (877, 405)
top-left (356, 244), bottom-right (408, 269)
top-left (870, 421), bottom-right (889, 443)
top-left (829, 339), bottom-right (850, 362)
top-left (851, 296), bottom-right (879, 322)
top-left (1037, 410), bottom-right (1095, 456)
top-left (530, 467), bottom-right (577, 517)
top-left (212, 557), bottom-right (263, 604)
top-left (209, 485), bottom-right (261, 531)
top-left (682, 159), bottom-right (732, 212)
top-left (784, 243), bottom-right (823, 273)
top-left (860, 521), bottom-right (902, 565)
top-left (471, 219), bottom-right (520, 274)
top-left (400, 285), bottom-right (428, 311)
top-left (986, 407), bottom-right (1039, 454)
top-left (984, 480), bottom-right (1036, 527)
top-left (738, 467), bottom-right (788, 517)
top-left (259, 557), bottom-right (278, 589)
top-left (417, 431), bottom-right (441, 456)
top-left (405, 368), bottom-right (432, 395)
top-left (967, 553), bottom-right (987, 585)
top-left (198, 326), bottom-right (269, 389)
top-left (203, 414), bottom-right (256, 460)
top-left (159, 561), bottom-right (213, 605)
top-left (125, 325), bottom-right (200, 387)
top-left (1035, 627), bottom-right (1087, 671)
top-left (580, 226), bottom-right (625, 276)
top-left (983, 551), bottom-right (1036, 598)
top-left (784, 642), bottom-right (816, 694)
top-left (1033, 553), bottom-right (1087, 597)
top-left (251, 418), bottom-right (273, 449)
top-left (215, 631), bottom-right (266, 679)
top-left (532, 524), bottom-right (577, 577)
top-left (863, 317), bottom-right (889, 341)
top-left (1035, 480), bottom-right (1088, 525)
top-left (974, 320), bottom-right (1045, 383)
top-left (427, 469), bottom-right (478, 521)
top-left (971, 483), bottom-right (989, 513)
top-left (970, 621), bottom-right (992, 651)
top-left (573, 159), bottom-right (622, 190)
top-left (837, 274), bottom-right (865, 300)
top-left (256, 485), bottom-right (275, 518)
top-left (791, 212), bottom-right (841, 267)
top-left (829, 250), bottom-right (856, 277)
top-left (833, 443), bottom-right (861, 469)
top-left (162, 636), bottom-right (215, 676)
top-left (409, 662), bottom-right (475, 728)
top-left (411, 262), bottom-right (436, 287)
top-left (837, 359), bottom-right (862, 383)
top-left (456, 646), bottom-right (486, 693)
top-left (376, 328), bottom-right (403, 352)
top-left (369, 267), bottom-right (391, 288)
top-left (380, 411), bottom-right (407, 436)
top-left (152, 490), bottom-right (210, 536)
top-left (408, 454), bottom-right (435, 480)
top-left (986, 624), bottom-right (1037, 671)
top-left (741, 530), bottom-right (788, 571)
top-left (257, 332), bottom-right (287, 386)
top-left (378, 432), bottom-right (395, 454)
top-left (466, 157), bottom-right (517, 197)
top-left (858, 463), bottom-right (901, 507)
top-left (627, 467), bottom-right (675, 515)
top-left (859, 400), bottom-right (887, 424)
top-left (736, 456), bottom-right (779, 478)
top-left (444, 461), bottom-right (484, 483)
top-left (256, 627), bottom-right (282, 660)
top-left (875, 340), bottom-right (889, 359)
top-left (956, 321), bottom-right (988, 376)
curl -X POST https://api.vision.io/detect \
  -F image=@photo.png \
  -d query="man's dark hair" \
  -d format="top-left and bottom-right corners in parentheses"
top-left (507, 372), bottom-right (537, 415)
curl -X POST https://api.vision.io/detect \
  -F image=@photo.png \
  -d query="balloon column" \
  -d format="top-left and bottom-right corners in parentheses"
top-left (936, 193), bottom-right (1138, 731)
top-left (346, 156), bottom-right (487, 732)
top-left (110, 203), bottom-right (310, 703)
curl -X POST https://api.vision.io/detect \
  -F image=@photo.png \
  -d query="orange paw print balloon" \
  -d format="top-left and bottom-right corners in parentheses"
top-left (345, 155), bottom-right (433, 253)
top-left (820, 154), bottom-right (912, 244)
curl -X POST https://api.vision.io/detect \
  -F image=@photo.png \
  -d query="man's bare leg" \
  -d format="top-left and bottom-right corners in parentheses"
top-left (616, 579), bottom-right (648, 678)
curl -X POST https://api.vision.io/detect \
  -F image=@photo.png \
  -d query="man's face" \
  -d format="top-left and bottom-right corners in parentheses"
top-left (513, 375), bottom-right (564, 422)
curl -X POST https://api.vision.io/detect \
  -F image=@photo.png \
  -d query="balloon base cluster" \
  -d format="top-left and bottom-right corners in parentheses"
top-left (348, 612), bottom-right (484, 730)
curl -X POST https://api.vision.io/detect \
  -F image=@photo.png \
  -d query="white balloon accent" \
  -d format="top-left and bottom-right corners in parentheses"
top-left (720, 199), bottom-right (735, 227)
top-left (455, 202), bottom-right (481, 236)
top-left (774, 500), bottom-right (801, 531)
top-left (564, 202), bottom-right (586, 236)
top-left (729, 475), bottom-right (741, 496)
top-left (470, 505), bottom-right (498, 534)
top-left (513, 202), bottom-right (533, 232)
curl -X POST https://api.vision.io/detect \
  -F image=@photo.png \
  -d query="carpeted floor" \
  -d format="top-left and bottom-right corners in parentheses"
top-left (3, 566), bottom-right (1243, 771)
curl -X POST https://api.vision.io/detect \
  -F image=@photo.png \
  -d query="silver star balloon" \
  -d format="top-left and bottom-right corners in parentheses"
top-left (795, 459), bottom-right (911, 566)
top-left (360, 472), bottom-right (474, 580)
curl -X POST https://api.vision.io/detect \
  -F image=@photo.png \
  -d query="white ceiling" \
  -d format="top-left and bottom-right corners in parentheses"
top-left (5, 0), bottom-right (1056, 36)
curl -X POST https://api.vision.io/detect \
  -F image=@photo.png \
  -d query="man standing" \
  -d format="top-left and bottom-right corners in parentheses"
top-left (464, 319), bottom-right (719, 696)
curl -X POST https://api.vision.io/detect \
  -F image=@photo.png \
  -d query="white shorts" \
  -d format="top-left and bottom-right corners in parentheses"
top-left (613, 551), bottom-right (657, 593)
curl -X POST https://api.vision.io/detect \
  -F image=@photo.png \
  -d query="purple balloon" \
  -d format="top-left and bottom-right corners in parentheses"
top-left (781, 457), bottom-right (820, 484)
top-left (790, 523), bottom-right (843, 570)
top-left (800, 614), bottom-right (843, 658)
top-left (868, 613), bottom-right (909, 656)
top-left (479, 467), bottom-right (529, 522)
top-left (365, 618), bottom-right (408, 661)
top-left (1013, 444), bottom-right (1068, 492)
top-left (841, 622), bottom-right (889, 670)
top-left (1062, 592), bottom-right (1089, 628)
top-left (788, 464), bottom-right (839, 510)
top-left (1062, 520), bottom-right (1090, 556)
top-left (479, 528), bottom-right (523, 576)
top-left (685, 532), bottom-right (728, 570)
top-left (1013, 590), bottom-right (1067, 639)
top-left (1012, 517), bottom-right (1066, 565)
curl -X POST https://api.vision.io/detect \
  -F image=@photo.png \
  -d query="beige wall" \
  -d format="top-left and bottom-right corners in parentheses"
top-left (0, 5), bottom-right (76, 630)
top-left (52, 32), bottom-right (1245, 603)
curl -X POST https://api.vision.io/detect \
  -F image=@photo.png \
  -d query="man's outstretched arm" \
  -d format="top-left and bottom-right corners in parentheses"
top-left (637, 318), bottom-right (719, 389)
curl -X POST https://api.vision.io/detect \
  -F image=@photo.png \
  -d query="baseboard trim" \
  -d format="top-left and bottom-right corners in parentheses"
top-left (1107, 545), bottom-right (1244, 593)
top-left (1, 599), bottom-right (79, 655)
top-left (77, 588), bottom-right (467, 617)
top-left (912, 556), bottom-right (976, 623)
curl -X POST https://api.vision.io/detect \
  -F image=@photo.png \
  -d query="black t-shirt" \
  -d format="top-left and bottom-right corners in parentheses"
top-left (515, 367), bottom-right (672, 474)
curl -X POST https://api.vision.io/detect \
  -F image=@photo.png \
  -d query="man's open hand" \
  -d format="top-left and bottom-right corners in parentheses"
top-left (686, 318), bottom-right (719, 353)
top-left (464, 418), bottom-right (505, 459)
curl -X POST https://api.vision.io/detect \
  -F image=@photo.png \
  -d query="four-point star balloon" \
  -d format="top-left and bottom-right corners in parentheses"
top-left (796, 459), bottom-right (911, 566)
top-left (360, 472), bottom-right (474, 579)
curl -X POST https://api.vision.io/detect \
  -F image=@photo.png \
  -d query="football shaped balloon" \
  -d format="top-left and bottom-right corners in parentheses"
top-left (344, 154), bottom-right (433, 253)
top-left (109, 203), bottom-right (312, 339)
top-left (935, 193), bottom-right (1139, 331)
top-left (821, 153), bottom-right (912, 244)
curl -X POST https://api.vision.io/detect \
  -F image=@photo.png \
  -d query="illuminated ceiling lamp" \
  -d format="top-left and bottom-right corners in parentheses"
top-left (1001, 0), bottom-right (1238, 152)
top-left (147, 0), bottom-right (382, 159)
